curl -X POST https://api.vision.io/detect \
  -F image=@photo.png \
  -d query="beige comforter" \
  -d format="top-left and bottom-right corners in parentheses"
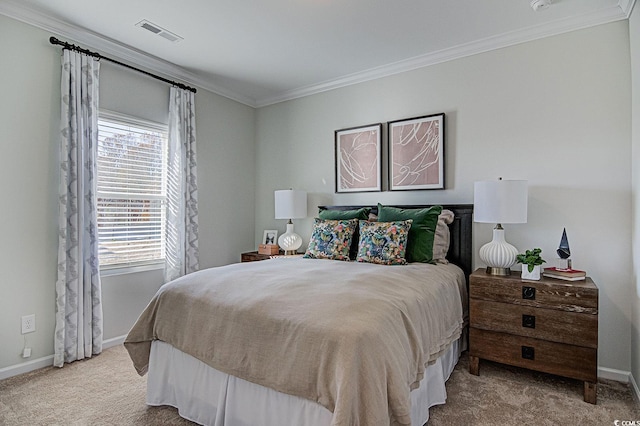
top-left (125, 258), bottom-right (466, 426)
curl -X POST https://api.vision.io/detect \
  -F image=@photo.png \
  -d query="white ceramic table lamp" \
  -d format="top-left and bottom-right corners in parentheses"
top-left (275, 189), bottom-right (307, 255)
top-left (474, 178), bottom-right (528, 276)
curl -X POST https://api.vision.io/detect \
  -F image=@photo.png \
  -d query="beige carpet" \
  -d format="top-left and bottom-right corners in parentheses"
top-left (0, 345), bottom-right (638, 425)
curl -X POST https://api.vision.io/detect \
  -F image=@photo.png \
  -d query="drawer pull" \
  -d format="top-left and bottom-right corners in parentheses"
top-left (522, 286), bottom-right (536, 300)
top-left (522, 314), bottom-right (536, 328)
top-left (521, 346), bottom-right (535, 360)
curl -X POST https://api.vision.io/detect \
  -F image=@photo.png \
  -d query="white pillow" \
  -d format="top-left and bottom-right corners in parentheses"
top-left (433, 209), bottom-right (454, 264)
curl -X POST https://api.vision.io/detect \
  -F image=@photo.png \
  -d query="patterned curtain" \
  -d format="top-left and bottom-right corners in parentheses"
top-left (54, 50), bottom-right (102, 367)
top-left (165, 87), bottom-right (199, 282)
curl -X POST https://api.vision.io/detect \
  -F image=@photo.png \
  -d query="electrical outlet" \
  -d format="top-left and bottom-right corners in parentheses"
top-left (21, 314), bottom-right (36, 334)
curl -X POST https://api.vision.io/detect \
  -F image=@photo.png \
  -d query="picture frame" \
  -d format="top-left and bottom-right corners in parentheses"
top-left (335, 123), bottom-right (382, 193)
top-left (388, 113), bottom-right (445, 191)
top-left (262, 230), bottom-right (278, 245)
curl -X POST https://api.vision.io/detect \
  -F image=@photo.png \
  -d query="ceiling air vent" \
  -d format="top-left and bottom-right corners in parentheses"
top-left (135, 20), bottom-right (183, 43)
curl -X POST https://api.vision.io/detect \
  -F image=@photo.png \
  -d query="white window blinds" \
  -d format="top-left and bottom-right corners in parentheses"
top-left (97, 111), bottom-right (168, 268)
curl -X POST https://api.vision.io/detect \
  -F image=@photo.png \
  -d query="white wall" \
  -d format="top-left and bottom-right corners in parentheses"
top-left (256, 22), bottom-right (633, 372)
top-left (0, 13), bottom-right (60, 371)
top-left (0, 14), bottom-right (256, 370)
top-left (629, 2), bottom-right (640, 390)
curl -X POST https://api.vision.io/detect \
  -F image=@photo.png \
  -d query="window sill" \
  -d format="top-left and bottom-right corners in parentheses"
top-left (100, 262), bottom-right (164, 277)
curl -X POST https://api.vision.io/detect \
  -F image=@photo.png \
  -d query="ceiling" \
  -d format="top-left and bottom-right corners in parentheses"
top-left (0, 0), bottom-right (634, 107)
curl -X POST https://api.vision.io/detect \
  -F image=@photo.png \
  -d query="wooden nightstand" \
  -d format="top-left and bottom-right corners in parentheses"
top-left (468, 268), bottom-right (599, 403)
top-left (241, 250), bottom-right (301, 262)
top-left (240, 251), bottom-right (272, 262)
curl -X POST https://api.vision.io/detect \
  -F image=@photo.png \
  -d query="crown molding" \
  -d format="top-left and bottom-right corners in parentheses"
top-left (618, 0), bottom-right (637, 17)
top-left (1, 0), bottom-right (630, 109)
top-left (0, 0), bottom-right (257, 107)
top-left (256, 3), bottom-right (628, 107)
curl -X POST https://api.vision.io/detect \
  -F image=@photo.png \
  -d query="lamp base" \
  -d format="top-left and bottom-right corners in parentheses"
top-left (485, 266), bottom-right (512, 276)
top-left (479, 226), bottom-right (519, 276)
top-left (278, 222), bottom-right (303, 254)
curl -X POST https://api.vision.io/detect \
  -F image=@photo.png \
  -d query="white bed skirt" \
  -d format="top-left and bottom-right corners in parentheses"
top-left (147, 339), bottom-right (461, 426)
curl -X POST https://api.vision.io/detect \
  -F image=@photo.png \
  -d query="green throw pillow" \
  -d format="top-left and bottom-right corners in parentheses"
top-left (318, 207), bottom-right (371, 220)
top-left (377, 204), bottom-right (443, 263)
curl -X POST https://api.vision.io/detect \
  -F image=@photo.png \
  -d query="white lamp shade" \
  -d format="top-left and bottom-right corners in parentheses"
top-left (474, 180), bottom-right (528, 224)
top-left (275, 190), bottom-right (307, 220)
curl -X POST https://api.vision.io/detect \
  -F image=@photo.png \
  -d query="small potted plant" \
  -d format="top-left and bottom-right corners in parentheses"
top-left (516, 248), bottom-right (546, 280)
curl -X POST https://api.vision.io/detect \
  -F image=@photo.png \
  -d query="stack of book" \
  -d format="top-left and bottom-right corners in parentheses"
top-left (543, 267), bottom-right (586, 281)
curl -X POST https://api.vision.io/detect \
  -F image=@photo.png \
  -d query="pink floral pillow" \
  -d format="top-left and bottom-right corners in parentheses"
top-left (356, 220), bottom-right (412, 265)
top-left (303, 218), bottom-right (358, 261)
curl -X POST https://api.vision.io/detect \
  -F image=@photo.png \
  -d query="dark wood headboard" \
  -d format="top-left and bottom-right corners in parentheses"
top-left (318, 204), bottom-right (474, 280)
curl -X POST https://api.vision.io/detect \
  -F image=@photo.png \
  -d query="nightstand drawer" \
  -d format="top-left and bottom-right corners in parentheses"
top-left (470, 328), bottom-right (597, 382)
top-left (469, 274), bottom-right (598, 313)
top-left (470, 299), bottom-right (597, 348)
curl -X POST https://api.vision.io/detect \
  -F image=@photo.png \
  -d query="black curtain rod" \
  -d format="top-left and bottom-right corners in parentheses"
top-left (49, 36), bottom-right (197, 93)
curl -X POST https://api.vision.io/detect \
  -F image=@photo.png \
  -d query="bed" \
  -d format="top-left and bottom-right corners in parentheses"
top-left (125, 204), bottom-right (473, 426)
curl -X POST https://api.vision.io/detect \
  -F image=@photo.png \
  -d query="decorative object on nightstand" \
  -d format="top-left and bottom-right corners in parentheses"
top-left (275, 189), bottom-right (307, 255)
top-left (262, 230), bottom-right (278, 245)
top-left (258, 244), bottom-right (280, 255)
top-left (543, 267), bottom-right (586, 281)
top-left (468, 269), bottom-right (598, 404)
top-left (258, 229), bottom-right (280, 255)
top-left (474, 178), bottom-right (528, 276)
top-left (516, 248), bottom-right (546, 280)
top-left (556, 227), bottom-right (572, 269)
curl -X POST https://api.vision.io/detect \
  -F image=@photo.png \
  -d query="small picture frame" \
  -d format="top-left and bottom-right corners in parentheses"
top-left (388, 113), bottom-right (445, 191)
top-left (335, 123), bottom-right (382, 193)
top-left (263, 230), bottom-right (278, 245)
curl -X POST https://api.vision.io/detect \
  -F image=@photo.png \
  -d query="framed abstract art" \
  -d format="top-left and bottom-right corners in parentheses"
top-left (388, 113), bottom-right (445, 191)
top-left (334, 123), bottom-right (382, 193)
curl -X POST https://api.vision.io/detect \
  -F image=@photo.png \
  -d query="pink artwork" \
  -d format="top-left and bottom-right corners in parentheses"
top-left (335, 124), bottom-right (382, 192)
top-left (389, 113), bottom-right (444, 190)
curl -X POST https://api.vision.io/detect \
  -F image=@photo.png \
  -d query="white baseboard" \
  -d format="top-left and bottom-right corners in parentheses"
top-left (597, 367), bottom-right (640, 404)
top-left (103, 334), bottom-right (127, 349)
top-left (630, 372), bottom-right (640, 405)
top-left (0, 354), bottom-right (54, 381)
top-left (0, 334), bottom-right (127, 381)
top-left (598, 366), bottom-right (631, 382)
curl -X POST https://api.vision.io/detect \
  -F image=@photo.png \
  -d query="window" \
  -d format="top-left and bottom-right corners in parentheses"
top-left (97, 111), bottom-right (168, 269)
